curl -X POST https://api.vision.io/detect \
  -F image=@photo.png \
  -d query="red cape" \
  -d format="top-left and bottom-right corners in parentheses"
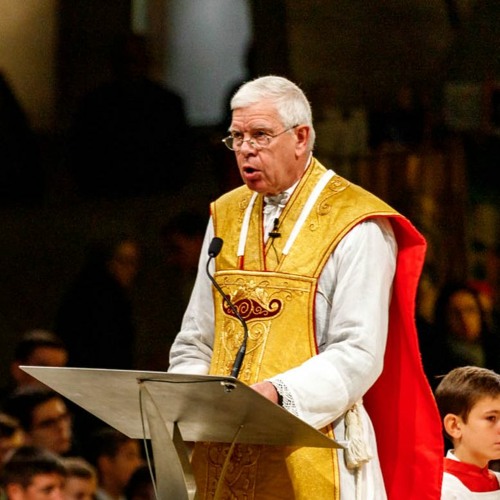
top-left (364, 216), bottom-right (444, 499)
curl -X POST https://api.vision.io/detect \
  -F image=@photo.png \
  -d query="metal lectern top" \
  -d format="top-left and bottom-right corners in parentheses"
top-left (21, 366), bottom-right (341, 449)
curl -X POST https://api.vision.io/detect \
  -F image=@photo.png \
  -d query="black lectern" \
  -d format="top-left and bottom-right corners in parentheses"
top-left (21, 366), bottom-right (342, 499)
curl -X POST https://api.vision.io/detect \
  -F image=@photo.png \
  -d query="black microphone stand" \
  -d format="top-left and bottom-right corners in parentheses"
top-left (206, 238), bottom-right (249, 378)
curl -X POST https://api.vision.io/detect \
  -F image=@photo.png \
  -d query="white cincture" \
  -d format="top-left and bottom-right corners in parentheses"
top-left (345, 400), bottom-right (373, 500)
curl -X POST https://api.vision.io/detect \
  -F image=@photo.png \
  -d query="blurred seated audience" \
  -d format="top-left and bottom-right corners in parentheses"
top-left (0, 329), bottom-right (68, 400)
top-left (2, 386), bottom-right (76, 457)
top-left (0, 445), bottom-right (66, 499)
top-left (83, 426), bottom-right (143, 500)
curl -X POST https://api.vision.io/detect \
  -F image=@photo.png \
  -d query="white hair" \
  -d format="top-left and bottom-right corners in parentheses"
top-left (231, 75), bottom-right (315, 151)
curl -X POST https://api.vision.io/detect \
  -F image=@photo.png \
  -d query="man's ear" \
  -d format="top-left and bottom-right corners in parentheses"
top-left (6, 482), bottom-right (25, 500)
top-left (294, 125), bottom-right (310, 155)
top-left (443, 413), bottom-right (463, 439)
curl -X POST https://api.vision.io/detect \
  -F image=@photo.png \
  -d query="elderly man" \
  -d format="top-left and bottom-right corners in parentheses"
top-left (168, 75), bottom-right (442, 499)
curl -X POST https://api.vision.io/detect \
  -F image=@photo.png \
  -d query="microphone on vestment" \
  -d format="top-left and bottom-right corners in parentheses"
top-left (206, 237), bottom-right (249, 378)
top-left (269, 218), bottom-right (281, 239)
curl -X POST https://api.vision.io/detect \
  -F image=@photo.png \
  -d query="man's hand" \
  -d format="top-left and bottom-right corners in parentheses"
top-left (250, 380), bottom-right (279, 404)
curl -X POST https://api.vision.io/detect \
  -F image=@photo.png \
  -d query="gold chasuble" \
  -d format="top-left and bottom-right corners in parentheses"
top-left (192, 159), bottom-right (398, 499)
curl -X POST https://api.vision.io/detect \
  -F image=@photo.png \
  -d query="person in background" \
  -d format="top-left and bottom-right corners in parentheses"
top-left (0, 445), bottom-right (66, 499)
top-left (83, 426), bottom-right (143, 500)
top-left (4, 330), bottom-right (68, 397)
top-left (2, 387), bottom-right (75, 457)
top-left (0, 413), bottom-right (26, 466)
top-left (124, 465), bottom-right (155, 500)
top-left (422, 281), bottom-right (500, 390)
top-left (54, 234), bottom-right (140, 443)
top-left (55, 234), bottom-right (140, 371)
top-left (61, 457), bottom-right (97, 500)
top-left (168, 75), bottom-right (443, 498)
top-left (137, 211), bottom-right (207, 370)
top-left (435, 365), bottom-right (500, 498)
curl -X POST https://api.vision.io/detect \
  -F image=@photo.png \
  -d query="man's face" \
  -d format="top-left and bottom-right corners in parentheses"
top-left (63, 476), bottom-right (97, 500)
top-left (230, 100), bottom-right (309, 195)
top-left (455, 396), bottom-right (500, 466)
top-left (7, 473), bottom-right (65, 500)
top-left (446, 290), bottom-right (482, 342)
top-left (29, 398), bottom-right (72, 455)
top-left (103, 440), bottom-right (144, 491)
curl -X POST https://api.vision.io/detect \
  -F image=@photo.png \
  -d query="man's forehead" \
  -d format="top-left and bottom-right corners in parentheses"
top-left (232, 101), bottom-right (279, 124)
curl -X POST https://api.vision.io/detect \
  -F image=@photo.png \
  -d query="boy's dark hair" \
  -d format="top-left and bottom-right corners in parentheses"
top-left (62, 456), bottom-right (96, 481)
top-left (124, 464), bottom-right (155, 498)
top-left (435, 365), bottom-right (500, 424)
top-left (2, 386), bottom-right (64, 431)
top-left (14, 329), bottom-right (66, 362)
top-left (0, 445), bottom-right (66, 488)
top-left (84, 426), bottom-right (133, 467)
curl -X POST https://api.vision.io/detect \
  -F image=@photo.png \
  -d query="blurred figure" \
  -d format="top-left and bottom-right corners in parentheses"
top-left (3, 330), bottom-right (68, 397)
top-left (54, 235), bottom-right (140, 442)
top-left (83, 427), bottom-right (143, 500)
top-left (160, 211), bottom-right (206, 307)
top-left (0, 445), bottom-right (66, 500)
top-left (421, 281), bottom-right (500, 390)
top-left (0, 413), bottom-right (26, 466)
top-left (124, 465), bottom-right (155, 500)
top-left (135, 211), bottom-right (206, 370)
top-left (61, 457), bottom-right (97, 500)
top-left (66, 33), bottom-right (192, 199)
top-left (2, 386), bottom-right (75, 457)
top-left (55, 235), bottom-right (140, 370)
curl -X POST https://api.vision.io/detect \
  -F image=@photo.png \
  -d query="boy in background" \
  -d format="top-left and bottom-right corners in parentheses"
top-left (435, 365), bottom-right (500, 498)
top-left (0, 445), bottom-right (66, 499)
top-left (61, 457), bottom-right (97, 500)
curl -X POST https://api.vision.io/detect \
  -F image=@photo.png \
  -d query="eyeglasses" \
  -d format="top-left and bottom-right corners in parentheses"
top-left (222, 125), bottom-right (298, 152)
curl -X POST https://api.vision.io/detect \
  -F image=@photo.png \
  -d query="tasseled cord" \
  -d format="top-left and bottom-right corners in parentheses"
top-left (344, 400), bottom-right (373, 500)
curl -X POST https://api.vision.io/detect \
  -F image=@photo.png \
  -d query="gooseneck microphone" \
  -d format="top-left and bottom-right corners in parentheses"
top-left (206, 237), bottom-right (249, 378)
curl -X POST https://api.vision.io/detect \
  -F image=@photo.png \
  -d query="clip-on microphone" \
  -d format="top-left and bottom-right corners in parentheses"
top-left (206, 237), bottom-right (249, 378)
top-left (269, 218), bottom-right (281, 239)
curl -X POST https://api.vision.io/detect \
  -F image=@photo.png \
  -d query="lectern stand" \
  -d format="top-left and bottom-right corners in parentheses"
top-left (21, 366), bottom-right (342, 499)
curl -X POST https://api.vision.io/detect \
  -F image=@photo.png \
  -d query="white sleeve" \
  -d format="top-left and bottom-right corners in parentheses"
top-left (168, 218), bottom-right (216, 374)
top-left (269, 218), bottom-right (398, 429)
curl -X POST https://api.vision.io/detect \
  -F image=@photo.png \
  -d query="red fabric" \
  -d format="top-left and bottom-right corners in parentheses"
top-left (444, 458), bottom-right (500, 492)
top-left (364, 216), bottom-right (444, 500)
